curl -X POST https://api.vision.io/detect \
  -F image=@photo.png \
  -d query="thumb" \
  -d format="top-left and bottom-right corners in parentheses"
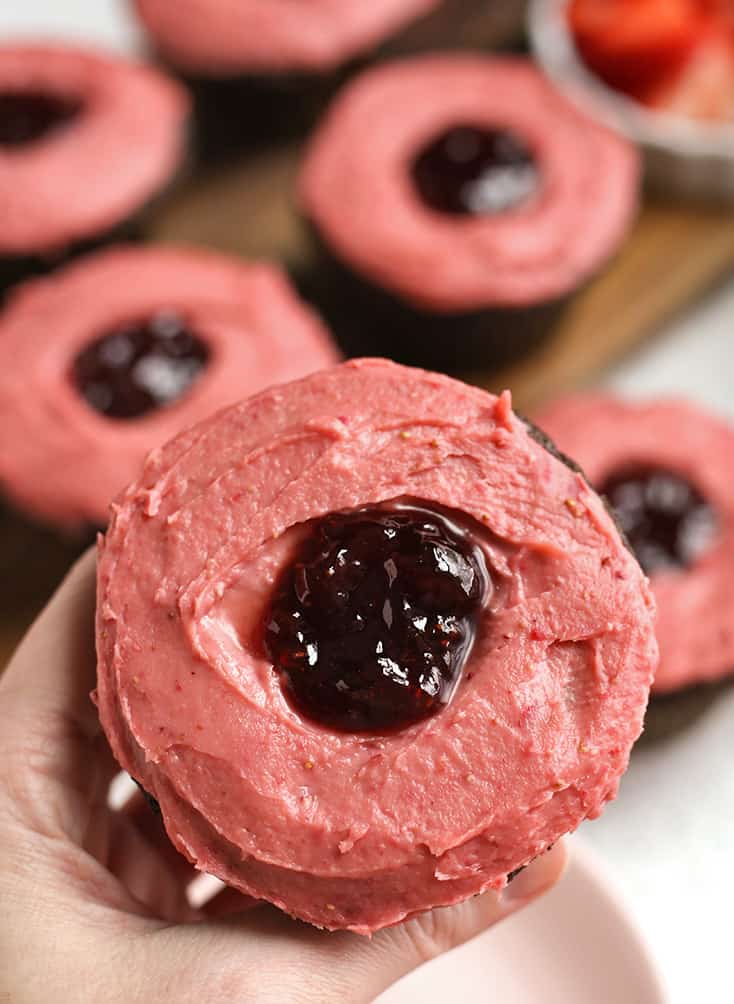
top-left (218, 841), bottom-right (567, 1004)
top-left (327, 841), bottom-right (567, 1003)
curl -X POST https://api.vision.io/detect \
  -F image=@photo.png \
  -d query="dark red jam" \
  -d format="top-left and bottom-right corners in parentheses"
top-left (601, 466), bottom-right (718, 575)
top-left (0, 92), bottom-right (82, 147)
top-left (263, 504), bottom-right (490, 733)
top-left (411, 125), bottom-right (539, 217)
top-left (72, 311), bottom-right (210, 420)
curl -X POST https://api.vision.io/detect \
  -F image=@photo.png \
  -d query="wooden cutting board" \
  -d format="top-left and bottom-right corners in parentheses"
top-left (3, 187), bottom-right (734, 672)
top-left (3, 6), bottom-right (734, 672)
top-left (149, 148), bottom-right (734, 414)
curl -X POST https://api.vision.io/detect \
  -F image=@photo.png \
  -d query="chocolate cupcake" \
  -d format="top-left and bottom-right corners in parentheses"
top-left (0, 245), bottom-right (339, 529)
top-left (0, 45), bottom-right (189, 298)
top-left (535, 394), bottom-right (733, 694)
top-left (299, 56), bottom-right (640, 372)
top-left (95, 359), bottom-right (657, 933)
top-left (132, 0), bottom-right (516, 157)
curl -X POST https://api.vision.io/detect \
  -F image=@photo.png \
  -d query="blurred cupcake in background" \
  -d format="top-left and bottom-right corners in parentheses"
top-left (298, 56), bottom-right (639, 373)
top-left (132, 0), bottom-right (523, 158)
top-left (530, 0), bottom-right (734, 200)
top-left (0, 45), bottom-right (189, 298)
top-left (0, 244), bottom-right (339, 531)
top-left (535, 394), bottom-right (734, 700)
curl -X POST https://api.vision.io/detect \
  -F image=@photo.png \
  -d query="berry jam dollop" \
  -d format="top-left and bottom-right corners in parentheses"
top-left (411, 124), bottom-right (540, 217)
top-left (72, 311), bottom-right (210, 420)
top-left (0, 91), bottom-right (82, 147)
top-left (601, 465), bottom-right (718, 575)
top-left (264, 503), bottom-right (490, 733)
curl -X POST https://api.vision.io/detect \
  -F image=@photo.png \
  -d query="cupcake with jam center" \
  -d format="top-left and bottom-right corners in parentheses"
top-left (298, 56), bottom-right (640, 372)
top-left (132, 0), bottom-right (519, 157)
top-left (0, 45), bottom-right (189, 295)
top-left (0, 245), bottom-right (338, 528)
top-left (96, 358), bottom-right (657, 933)
top-left (535, 394), bottom-right (734, 694)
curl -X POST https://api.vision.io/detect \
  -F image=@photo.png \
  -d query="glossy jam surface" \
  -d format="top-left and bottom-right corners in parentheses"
top-left (411, 124), bottom-right (540, 217)
top-left (0, 91), bottom-right (82, 147)
top-left (72, 312), bottom-right (210, 420)
top-left (264, 504), bottom-right (490, 733)
top-left (601, 465), bottom-right (718, 575)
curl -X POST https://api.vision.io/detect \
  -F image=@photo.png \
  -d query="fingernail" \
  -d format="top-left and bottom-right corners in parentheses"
top-left (502, 842), bottom-right (567, 906)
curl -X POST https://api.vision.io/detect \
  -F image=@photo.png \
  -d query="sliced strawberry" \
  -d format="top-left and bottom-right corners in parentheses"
top-left (695, 1), bottom-right (734, 17)
top-left (569, 0), bottom-right (707, 96)
top-left (646, 32), bottom-right (734, 119)
top-left (698, 0), bottom-right (734, 37)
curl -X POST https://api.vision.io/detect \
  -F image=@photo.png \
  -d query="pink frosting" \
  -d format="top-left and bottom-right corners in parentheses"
top-left (0, 245), bottom-right (338, 527)
top-left (535, 394), bottom-right (734, 694)
top-left (0, 45), bottom-right (188, 255)
top-left (300, 57), bottom-right (640, 312)
top-left (95, 359), bottom-right (656, 933)
top-left (133, 0), bottom-right (439, 74)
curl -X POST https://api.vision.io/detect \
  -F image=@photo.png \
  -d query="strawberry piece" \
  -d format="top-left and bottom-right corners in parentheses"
top-left (569, 0), bottom-right (707, 97)
top-left (646, 32), bottom-right (734, 119)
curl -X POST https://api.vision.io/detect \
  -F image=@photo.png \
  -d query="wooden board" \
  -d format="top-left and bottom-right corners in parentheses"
top-left (149, 150), bottom-right (734, 415)
top-left (3, 187), bottom-right (734, 672)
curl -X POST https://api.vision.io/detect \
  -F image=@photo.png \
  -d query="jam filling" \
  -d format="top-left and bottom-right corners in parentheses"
top-left (72, 311), bottom-right (210, 420)
top-left (0, 91), bottom-right (82, 147)
top-left (411, 124), bottom-right (540, 217)
top-left (264, 504), bottom-right (490, 733)
top-left (601, 465), bottom-right (718, 575)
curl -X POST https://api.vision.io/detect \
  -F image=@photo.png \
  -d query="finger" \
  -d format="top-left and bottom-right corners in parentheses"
top-left (121, 787), bottom-right (201, 887)
top-left (221, 841), bottom-right (567, 1004)
top-left (102, 809), bottom-right (200, 923)
top-left (0, 547), bottom-right (97, 734)
top-left (198, 882), bottom-right (260, 918)
top-left (90, 735), bottom-right (126, 805)
top-left (0, 550), bottom-right (106, 841)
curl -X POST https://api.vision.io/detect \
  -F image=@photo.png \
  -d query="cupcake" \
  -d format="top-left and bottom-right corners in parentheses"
top-left (535, 394), bottom-right (733, 694)
top-left (132, 0), bottom-right (519, 157)
top-left (0, 245), bottom-right (339, 529)
top-left (0, 45), bottom-right (189, 297)
top-left (95, 359), bottom-right (657, 933)
top-left (299, 56), bottom-right (640, 372)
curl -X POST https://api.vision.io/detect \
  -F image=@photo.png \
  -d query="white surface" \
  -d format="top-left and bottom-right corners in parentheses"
top-left (381, 840), bottom-right (666, 1004)
top-left (579, 281), bottom-right (734, 1004)
top-left (2, 4), bottom-right (734, 1002)
top-left (0, 0), bottom-right (142, 55)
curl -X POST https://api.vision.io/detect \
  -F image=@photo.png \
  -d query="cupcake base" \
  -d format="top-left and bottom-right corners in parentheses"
top-left (0, 503), bottom-right (93, 633)
top-left (637, 680), bottom-right (733, 748)
top-left (297, 236), bottom-right (568, 373)
top-left (181, 68), bottom-right (349, 162)
top-left (0, 218), bottom-right (144, 304)
top-left (174, 0), bottom-right (523, 162)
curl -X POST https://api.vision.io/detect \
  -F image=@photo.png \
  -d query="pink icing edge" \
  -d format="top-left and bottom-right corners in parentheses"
top-left (133, 0), bottom-right (440, 74)
top-left (0, 244), bottom-right (339, 527)
top-left (299, 56), bottom-right (640, 312)
top-left (95, 359), bottom-right (657, 931)
top-left (0, 45), bottom-right (189, 254)
top-left (535, 393), bottom-right (734, 693)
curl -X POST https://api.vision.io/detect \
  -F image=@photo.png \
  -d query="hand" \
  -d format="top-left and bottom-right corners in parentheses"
top-left (0, 552), bottom-right (566, 1004)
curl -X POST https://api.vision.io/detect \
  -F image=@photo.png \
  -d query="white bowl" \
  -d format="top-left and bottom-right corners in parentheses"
top-left (379, 838), bottom-right (668, 1004)
top-left (528, 0), bottom-right (734, 201)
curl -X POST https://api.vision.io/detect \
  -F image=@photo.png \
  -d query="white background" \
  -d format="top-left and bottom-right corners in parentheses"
top-left (2, 4), bottom-right (733, 1001)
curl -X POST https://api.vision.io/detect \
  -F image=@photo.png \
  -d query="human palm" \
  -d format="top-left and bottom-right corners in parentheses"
top-left (0, 552), bottom-right (565, 1003)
